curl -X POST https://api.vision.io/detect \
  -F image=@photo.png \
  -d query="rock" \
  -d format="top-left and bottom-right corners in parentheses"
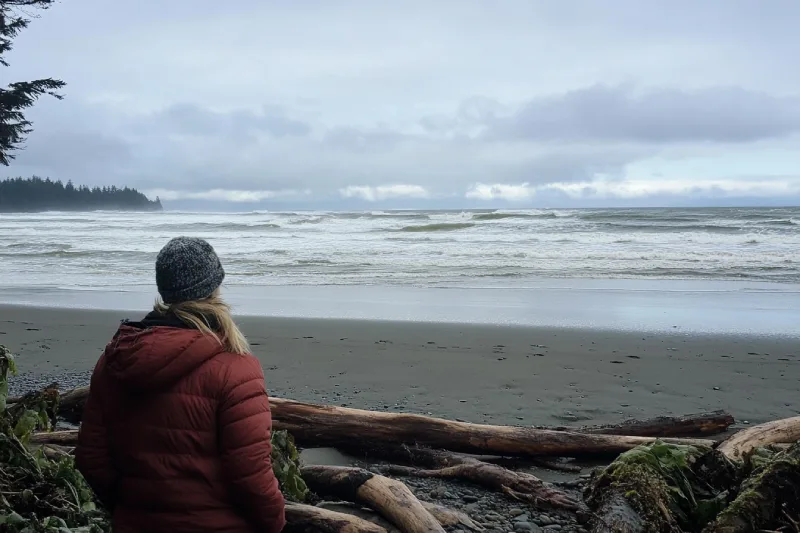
top-left (514, 522), bottom-right (542, 533)
top-left (544, 525), bottom-right (562, 531)
top-left (462, 494), bottom-right (479, 503)
top-left (429, 488), bottom-right (445, 499)
top-left (536, 515), bottom-right (555, 526)
top-left (443, 491), bottom-right (457, 499)
top-left (509, 508), bottom-right (526, 517)
top-left (465, 502), bottom-right (480, 513)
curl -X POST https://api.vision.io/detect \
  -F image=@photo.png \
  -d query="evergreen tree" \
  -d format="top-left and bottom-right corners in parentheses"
top-left (0, 0), bottom-right (66, 165)
top-left (0, 176), bottom-right (163, 212)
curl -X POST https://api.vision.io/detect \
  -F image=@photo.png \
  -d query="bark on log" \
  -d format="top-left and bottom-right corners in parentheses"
top-left (717, 416), bottom-right (800, 461)
top-left (578, 410), bottom-right (735, 438)
top-left (33, 386), bottom-right (716, 457)
top-left (420, 502), bottom-right (485, 531)
top-left (365, 444), bottom-right (582, 511)
top-left (270, 397), bottom-right (713, 458)
top-left (33, 386), bottom-right (734, 439)
top-left (29, 430), bottom-right (77, 445)
top-left (57, 385), bottom-right (89, 425)
top-left (588, 489), bottom-right (647, 533)
top-left (284, 502), bottom-right (388, 533)
top-left (300, 465), bottom-right (445, 533)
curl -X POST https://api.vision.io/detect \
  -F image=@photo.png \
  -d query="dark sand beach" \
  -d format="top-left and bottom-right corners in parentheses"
top-left (2, 304), bottom-right (797, 429)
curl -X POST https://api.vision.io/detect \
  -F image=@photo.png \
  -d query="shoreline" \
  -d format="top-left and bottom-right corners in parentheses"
top-left (2, 304), bottom-right (797, 429)
top-left (2, 278), bottom-right (800, 336)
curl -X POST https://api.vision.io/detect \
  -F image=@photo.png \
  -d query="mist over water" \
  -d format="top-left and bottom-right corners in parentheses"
top-left (1, 207), bottom-right (799, 290)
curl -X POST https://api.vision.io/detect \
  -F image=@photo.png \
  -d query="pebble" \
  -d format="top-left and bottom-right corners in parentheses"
top-left (514, 522), bottom-right (542, 533)
top-left (509, 508), bottom-right (526, 517)
top-left (462, 494), bottom-right (479, 503)
top-left (8, 370), bottom-right (90, 397)
top-left (544, 525), bottom-right (563, 531)
top-left (429, 488), bottom-right (445, 499)
top-left (537, 515), bottom-right (555, 526)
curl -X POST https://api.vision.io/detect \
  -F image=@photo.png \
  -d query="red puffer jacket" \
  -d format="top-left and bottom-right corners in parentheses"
top-left (74, 313), bottom-right (286, 533)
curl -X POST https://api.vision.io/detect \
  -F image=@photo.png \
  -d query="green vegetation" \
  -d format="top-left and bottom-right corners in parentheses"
top-left (586, 439), bottom-right (800, 533)
top-left (708, 443), bottom-right (800, 533)
top-left (1, 0), bottom-right (65, 166)
top-left (270, 430), bottom-right (310, 503)
top-left (0, 345), bottom-right (109, 532)
top-left (0, 177), bottom-right (162, 212)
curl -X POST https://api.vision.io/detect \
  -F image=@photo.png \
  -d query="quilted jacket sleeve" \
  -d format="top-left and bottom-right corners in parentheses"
top-left (75, 357), bottom-right (118, 510)
top-left (218, 354), bottom-right (286, 533)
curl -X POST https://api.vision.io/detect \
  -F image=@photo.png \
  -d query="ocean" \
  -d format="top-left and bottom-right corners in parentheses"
top-left (1, 207), bottom-right (799, 290)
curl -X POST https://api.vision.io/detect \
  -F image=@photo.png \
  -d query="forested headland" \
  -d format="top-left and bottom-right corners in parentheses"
top-left (0, 176), bottom-right (162, 212)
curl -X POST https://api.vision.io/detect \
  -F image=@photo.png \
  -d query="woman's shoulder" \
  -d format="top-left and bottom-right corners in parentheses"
top-left (205, 350), bottom-right (265, 383)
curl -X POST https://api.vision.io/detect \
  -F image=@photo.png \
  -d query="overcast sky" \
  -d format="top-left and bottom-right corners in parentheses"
top-left (5, 0), bottom-right (800, 209)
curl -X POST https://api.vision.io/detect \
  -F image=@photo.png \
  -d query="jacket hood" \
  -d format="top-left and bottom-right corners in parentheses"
top-left (103, 312), bottom-right (224, 390)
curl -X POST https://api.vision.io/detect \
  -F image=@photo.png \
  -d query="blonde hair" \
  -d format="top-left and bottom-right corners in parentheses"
top-left (153, 288), bottom-right (250, 354)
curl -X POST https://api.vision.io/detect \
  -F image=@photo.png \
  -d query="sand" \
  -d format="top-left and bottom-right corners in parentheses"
top-left (1, 304), bottom-right (797, 428)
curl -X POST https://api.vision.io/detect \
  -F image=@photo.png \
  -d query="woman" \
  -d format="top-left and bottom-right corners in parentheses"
top-left (75, 236), bottom-right (286, 533)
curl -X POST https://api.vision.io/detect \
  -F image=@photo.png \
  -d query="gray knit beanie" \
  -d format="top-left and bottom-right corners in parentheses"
top-left (155, 237), bottom-right (225, 304)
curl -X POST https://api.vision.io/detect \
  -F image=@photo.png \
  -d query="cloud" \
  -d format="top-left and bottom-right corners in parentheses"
top-left (466, 183), bottom-right (536, 202)
top-left (146, 103), bottom-right (312, 139)
top-left (340, 184), bottom-right (430, 201)
top-left (5, 0), bottom-right (800, 207)
top-left (466, 177), bottom-right (800, 203)
top-left (148, 188), bottom-right (310, 203)
top-left (485, 84), bottom-right (800, 144)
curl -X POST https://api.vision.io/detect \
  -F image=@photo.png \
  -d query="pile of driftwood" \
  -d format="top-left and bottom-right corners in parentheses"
top-left (17, 381), bottom-right (800, 533)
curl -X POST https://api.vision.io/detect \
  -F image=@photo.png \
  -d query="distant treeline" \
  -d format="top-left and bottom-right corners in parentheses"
top-left (0, 177), bottom-right (162, 213)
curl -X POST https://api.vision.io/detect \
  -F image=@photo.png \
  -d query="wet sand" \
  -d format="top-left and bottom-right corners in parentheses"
top-left (0, 304), bottom-right (797, 428)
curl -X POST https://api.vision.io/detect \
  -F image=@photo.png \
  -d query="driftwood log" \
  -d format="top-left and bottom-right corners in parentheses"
top-left (717, 416), bottom-right (800, 461)
top-left (35, 385), bottom-right (734, 438)
top-left (316, 501), bottom-right (485, 532)
top-left (579, 410), bottom-right (735, 438)
top-left (284, 502), bottom-right (388, 533)
top-left (588, 489), bottom-right (645, 533)
top-left (703, 443), bottom-right (800, 533)
top-left (420, 502), bottom-right (485, 531)
top-left (30, 387), bottom-right (716, 457)
top-left (358, 443), bottom-right (582, 511)
top-left (259, 398), bottom-right (716, 458)
top-left (29, 430), bottom-right (77, 445)
top-left (300, 465), bottom-right (445, 533)
top-left (30, 430), bottom-right (582, 512)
